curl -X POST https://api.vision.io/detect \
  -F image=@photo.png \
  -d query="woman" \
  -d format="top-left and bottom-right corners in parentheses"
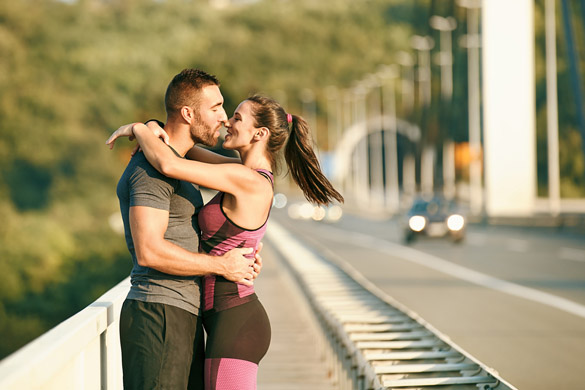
top-left (108, 94), bottom-right (343, 389)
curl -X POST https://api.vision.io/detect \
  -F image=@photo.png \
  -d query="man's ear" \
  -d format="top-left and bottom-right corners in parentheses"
top-left (180, 106), bottom-right (194, 124)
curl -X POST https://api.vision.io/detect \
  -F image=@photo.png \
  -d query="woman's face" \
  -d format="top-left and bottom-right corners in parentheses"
top-left (223, 100), bottom-right (258, 150)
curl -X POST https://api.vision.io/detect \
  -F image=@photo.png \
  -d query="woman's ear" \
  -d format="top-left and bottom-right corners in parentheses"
top-left (254, 127), bottom-right (270, 141)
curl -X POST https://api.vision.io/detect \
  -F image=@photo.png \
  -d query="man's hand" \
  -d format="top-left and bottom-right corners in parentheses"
top-left (218, 247), bottom-right (256, 286)
top-left (252, 242), bottom-right (263, 280)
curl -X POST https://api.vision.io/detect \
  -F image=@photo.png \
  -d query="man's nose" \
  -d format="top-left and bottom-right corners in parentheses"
top-left (219, 108), bottom-right (228, 124)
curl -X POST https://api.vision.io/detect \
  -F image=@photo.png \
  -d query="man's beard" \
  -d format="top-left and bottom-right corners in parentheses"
top-left (190, 113), bottom-right (217, 147)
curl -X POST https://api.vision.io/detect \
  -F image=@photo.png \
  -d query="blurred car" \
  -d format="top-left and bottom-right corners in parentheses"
top-left (402, 196), bottom-right (466, 244)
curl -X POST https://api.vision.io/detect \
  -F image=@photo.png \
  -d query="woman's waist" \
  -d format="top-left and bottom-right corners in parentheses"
top-left (203, 275), bottom-right (256, 312)
top-left (203, 275), bottom-right (255, 295)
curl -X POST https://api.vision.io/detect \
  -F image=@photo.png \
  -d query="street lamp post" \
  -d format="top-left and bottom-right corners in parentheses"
top-left (396, 51), bottom-right (415, 116)
top-left (352, 84), bottom-right (370, 206)
top-left (410, 35), bottom-right (435, 107)
top-left (396, 51), bottom-right (417, 197)
top-left (300, 88), bottom-right (318, 152)
top-left (325, 85), bottom-right (340, 151)
top-left (458, 0), bottom-right (483, 216)
top-left (363, 75), bottom-right (385, 208)
top-left (545, 0), bottom-right (561, 216)
top-left (378, 65), bottom-right (401, 213)
top-left (430, 16), bottom-right (457, 98)
top-left (339, 88), bottom-right (353, 193)
top-left (411, 35), bottom-right (435, 196)
top-left (430, 15), bottom-right (458, 200)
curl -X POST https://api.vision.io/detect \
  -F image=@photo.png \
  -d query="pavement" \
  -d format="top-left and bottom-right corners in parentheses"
top-left (254, 241), bottom-right (338, 390)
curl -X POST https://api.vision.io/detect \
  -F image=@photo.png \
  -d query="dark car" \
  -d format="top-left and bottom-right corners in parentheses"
top-left (402, 196), bottom-right (466, 244)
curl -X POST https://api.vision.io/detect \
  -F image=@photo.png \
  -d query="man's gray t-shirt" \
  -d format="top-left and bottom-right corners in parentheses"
top-left (117, 148), bottom-right (204, 315)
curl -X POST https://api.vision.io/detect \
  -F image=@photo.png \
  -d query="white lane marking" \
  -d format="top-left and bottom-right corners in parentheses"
top-left (559, 247), bottom-right (585, 263)
top-left (315, 225), bottom-right (585, 320)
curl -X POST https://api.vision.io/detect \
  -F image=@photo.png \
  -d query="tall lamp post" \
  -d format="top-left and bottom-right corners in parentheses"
top-left (458, 0), bottom-right (483, 216)
top-left (363, 74), bottom-right (385, 208)
top-left (430, 16), bottom-right (457, 98)
top-left (545, 0), bottom-right (561, 216)
top-left (410, 35), bottom-right (435, 107)
top-left (338, 88), bottom-right (354, 193)
top-left (300, 88), bottom-right (317, 143)
top-left (378, 65), bottom-right (401, 213)
top-left (325, 85), bottom-right (341, 151)
top-left (430, 15), bottom-right (458, 200)
top-left (352, 83), bottom-right (370, 206)
top-left (396, 51), bottom-right (415, 115)
top-left (396, 51), bottom-right (417, 197)
top-left (411, 35), bottom-right (435, 196)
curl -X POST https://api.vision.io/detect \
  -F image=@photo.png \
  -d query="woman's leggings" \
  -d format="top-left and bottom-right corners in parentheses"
top-left (203, 299), bottom-right (271, 390)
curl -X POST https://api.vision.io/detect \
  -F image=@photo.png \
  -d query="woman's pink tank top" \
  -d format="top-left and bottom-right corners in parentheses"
top-left (198, 169), bottom-right (273, 314)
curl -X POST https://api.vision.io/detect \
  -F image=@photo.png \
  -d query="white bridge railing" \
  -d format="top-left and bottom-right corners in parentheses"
top-left (0, 278), bottom-right (130, 390)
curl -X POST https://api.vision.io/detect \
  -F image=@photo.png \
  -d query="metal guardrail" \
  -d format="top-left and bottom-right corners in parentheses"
top-left (266, 221), bottom-right (518, 390)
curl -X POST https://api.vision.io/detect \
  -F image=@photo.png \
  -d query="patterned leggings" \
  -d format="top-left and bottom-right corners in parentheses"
top-left (203, 299), bottom-right (271, 390)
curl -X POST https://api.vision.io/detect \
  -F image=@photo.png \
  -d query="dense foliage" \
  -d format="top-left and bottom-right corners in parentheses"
top-left (0, 0), bottom-right (583, 359)
top-left (0, 0), bottom-right (418, 359)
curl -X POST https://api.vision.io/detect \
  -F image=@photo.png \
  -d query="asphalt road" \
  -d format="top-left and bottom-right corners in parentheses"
top-left (270, 207), bottom-right (585, 390)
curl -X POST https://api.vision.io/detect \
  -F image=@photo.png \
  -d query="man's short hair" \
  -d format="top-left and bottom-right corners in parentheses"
top-left (164, 69), bottom-right (220, 118)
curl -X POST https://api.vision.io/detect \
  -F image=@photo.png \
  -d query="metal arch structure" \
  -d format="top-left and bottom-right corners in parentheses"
top-left (331, 115), bottom-right (421, 209)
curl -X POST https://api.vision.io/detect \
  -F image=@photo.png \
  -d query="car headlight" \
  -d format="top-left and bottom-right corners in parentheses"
top-left (447, 214), bottom-right (465, 231)
top-left (408, 215), bottom-right (426, 232)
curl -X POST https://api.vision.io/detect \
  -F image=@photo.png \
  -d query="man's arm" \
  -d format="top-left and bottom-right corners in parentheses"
top-left (130, 205), bottom-right (256, 285)
top-left (185, 145), bottom-right (241, 164)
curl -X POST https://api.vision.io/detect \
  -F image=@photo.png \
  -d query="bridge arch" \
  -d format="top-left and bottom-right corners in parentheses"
top-left (330, 115), bottom-right (420, 211)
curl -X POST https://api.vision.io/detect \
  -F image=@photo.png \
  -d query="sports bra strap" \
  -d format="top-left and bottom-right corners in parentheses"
top-left (256, 169), bottom-right (274, 187)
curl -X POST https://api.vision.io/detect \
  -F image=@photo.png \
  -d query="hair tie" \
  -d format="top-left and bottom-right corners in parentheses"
top-left (286, 113), bottom-right (293, 124)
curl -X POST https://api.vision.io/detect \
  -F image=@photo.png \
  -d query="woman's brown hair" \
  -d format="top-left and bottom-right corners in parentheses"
top-left (246, 95), bottom-right (344, 206)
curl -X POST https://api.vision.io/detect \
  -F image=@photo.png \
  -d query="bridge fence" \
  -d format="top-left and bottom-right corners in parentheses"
top-left (0, 278), bottom-right (130, 390)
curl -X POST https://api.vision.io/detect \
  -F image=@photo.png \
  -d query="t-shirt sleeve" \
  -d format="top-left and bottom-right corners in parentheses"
top-left (128, 159), bottom-right (175, 211)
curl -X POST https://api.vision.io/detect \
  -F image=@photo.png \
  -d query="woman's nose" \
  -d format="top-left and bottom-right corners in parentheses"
top-left (224, 115), bottom-right (236, 127)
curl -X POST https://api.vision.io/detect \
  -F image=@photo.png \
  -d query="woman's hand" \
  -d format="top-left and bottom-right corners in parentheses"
top-left (144, 121), bottom-right (170, 146)
top-left (105, 122), bottom-right (170, 151)
top-left (129, 122), bottom-right (170, 156)
top-left (105, 123), bottom-right (138, 149)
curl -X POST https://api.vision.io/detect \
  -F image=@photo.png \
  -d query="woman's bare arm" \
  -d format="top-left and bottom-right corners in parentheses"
top-left (132, 123), bottom-right (262, 197)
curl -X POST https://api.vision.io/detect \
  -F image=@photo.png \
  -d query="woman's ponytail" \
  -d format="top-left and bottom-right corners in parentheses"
top-left (247, 94), bottom-right (343, 206)
top-left (284, 115), bottom-right (344, 206)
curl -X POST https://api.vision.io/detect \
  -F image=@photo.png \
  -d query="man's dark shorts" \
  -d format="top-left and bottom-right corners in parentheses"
top-left (119, 299), bottom-right (204, 390)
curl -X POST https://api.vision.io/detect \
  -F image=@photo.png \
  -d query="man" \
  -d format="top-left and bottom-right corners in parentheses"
top-left (112, 69), bottom-right (260, 389)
